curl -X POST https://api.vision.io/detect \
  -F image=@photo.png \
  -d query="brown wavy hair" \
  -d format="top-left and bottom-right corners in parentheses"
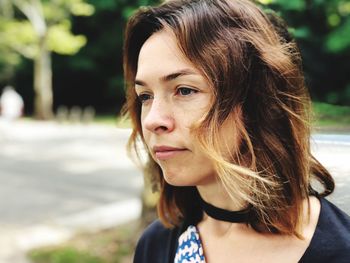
top-left (123, 0), bottom-right (334, 237)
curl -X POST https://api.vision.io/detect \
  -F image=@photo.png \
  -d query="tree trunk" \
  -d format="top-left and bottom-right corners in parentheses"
top-left (34, 35), bottom-right (53, 120)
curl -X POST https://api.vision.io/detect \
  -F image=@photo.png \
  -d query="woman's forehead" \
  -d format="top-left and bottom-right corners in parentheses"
top-left (136, 30), bottom-right (199, 80)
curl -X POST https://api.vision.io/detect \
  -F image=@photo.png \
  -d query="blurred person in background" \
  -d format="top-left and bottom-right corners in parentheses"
top-left (123, 0), bottom-right (350, 262)
top-left (0, 85), bottom-right (24, 121)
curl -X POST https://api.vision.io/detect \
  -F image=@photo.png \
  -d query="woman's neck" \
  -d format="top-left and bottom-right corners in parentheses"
top-left (196, 181), bottom-right (252, 237)
top-left (196, 180), bottom-right (247, 212)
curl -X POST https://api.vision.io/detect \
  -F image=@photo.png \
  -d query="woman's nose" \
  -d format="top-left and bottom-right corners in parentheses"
top-left (142, 98), bottom-right (175, 134)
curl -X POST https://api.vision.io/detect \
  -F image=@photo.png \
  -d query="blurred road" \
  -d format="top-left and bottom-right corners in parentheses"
top-left (0, 120), bottom-right (143, 263)
top-left (311, 134), bottom-right (350, 212)
top-left (0, 120), bottom-right (142, 226)
top-left (0, 120), bottom-right (349, 262)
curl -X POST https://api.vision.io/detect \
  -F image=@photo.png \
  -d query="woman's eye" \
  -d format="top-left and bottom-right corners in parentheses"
top-left (176, 87), bottom-right (197, 96)
top-left (137, 93), bottom-right (152, 103)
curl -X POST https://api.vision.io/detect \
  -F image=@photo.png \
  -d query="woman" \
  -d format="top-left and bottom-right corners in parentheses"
top-left (123, 0), bottom-right (350, 262)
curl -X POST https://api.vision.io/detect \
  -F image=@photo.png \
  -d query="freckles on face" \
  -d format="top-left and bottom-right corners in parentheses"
top-left (134, 29), bottom-right (218, 186)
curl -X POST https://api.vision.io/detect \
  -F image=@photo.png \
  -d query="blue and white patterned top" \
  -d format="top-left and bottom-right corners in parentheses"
top-left (174, 225), bottom-right (206, 263)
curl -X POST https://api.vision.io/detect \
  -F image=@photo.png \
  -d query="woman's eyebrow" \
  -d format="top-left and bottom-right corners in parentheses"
top-left (135, 68), bottom-right (199, 87)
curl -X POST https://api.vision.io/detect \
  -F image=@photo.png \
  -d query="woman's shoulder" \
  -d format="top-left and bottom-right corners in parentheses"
top-left (300, 197), bottom-right (350, 263)
top-left (139, 220), bottom-right (174, 240)
top-left (133, 220), bottom-right (183, 263)
top-left (317, 197), bottom-right (350, 241)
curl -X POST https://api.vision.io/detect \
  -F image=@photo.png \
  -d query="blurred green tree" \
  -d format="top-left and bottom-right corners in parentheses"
top-left (0, 0), bottom-right (94, 119)
top-left (258, 0), bottom-right (350, 105)
top-left (49, 0), bottom-right (162, 114)
top-left (2, 0), bottom-right (348, 116)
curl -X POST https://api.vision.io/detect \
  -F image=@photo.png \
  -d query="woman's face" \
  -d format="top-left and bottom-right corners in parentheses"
top-left (135, 29), bottom-right (218, 186)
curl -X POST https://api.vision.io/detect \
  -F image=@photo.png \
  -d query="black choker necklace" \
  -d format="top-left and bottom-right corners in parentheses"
top-left (198, 193), bottom-right (251, 223)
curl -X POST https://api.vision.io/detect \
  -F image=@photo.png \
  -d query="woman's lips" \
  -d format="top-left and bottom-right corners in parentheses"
top-left (153, 146), bottom-right (187, 160)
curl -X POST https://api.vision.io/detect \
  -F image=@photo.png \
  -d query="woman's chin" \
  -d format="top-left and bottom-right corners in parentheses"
top-left (162, 171), bottom-right (193, 186)
top-left (163, 171), bottom-right (215, 187)
top-left (163, 174), bottom-right (189, 187)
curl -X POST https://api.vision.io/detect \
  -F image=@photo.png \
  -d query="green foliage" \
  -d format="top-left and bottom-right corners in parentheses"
top-left (0, 18), bottom-right (21, 81)
top-left (28, 222), bottom-right (138, 263)
top-left (122, 6), bottom-right (139, 20)
top-left (326, 18), bottom-right (350, 52)
top-left (0, 0), bottom-right (94, 82)
top-left (29, 247), bottom-right (104, 263)
top-left (70, 1), bottom-right (95, 16)
top-left (1, 0), bottom-right (348, 113)
top-left (274, 0), bottom-right (306, 11)
top-left (0, 20), bottom-right (37, 59)
top-left (44, 0), bottom-right (162, 113)
top-left (48, 21), bottom-right (87, 55)
top-left (259, 0), bottom-right (350, 105)
top-left (42, 0), bottom-right (94, 21)
top-left (313, 102), bottom-right (350, 126)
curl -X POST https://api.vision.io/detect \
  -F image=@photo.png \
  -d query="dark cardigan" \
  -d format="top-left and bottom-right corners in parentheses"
top-left (134, 197), bottom-right (350, 263)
